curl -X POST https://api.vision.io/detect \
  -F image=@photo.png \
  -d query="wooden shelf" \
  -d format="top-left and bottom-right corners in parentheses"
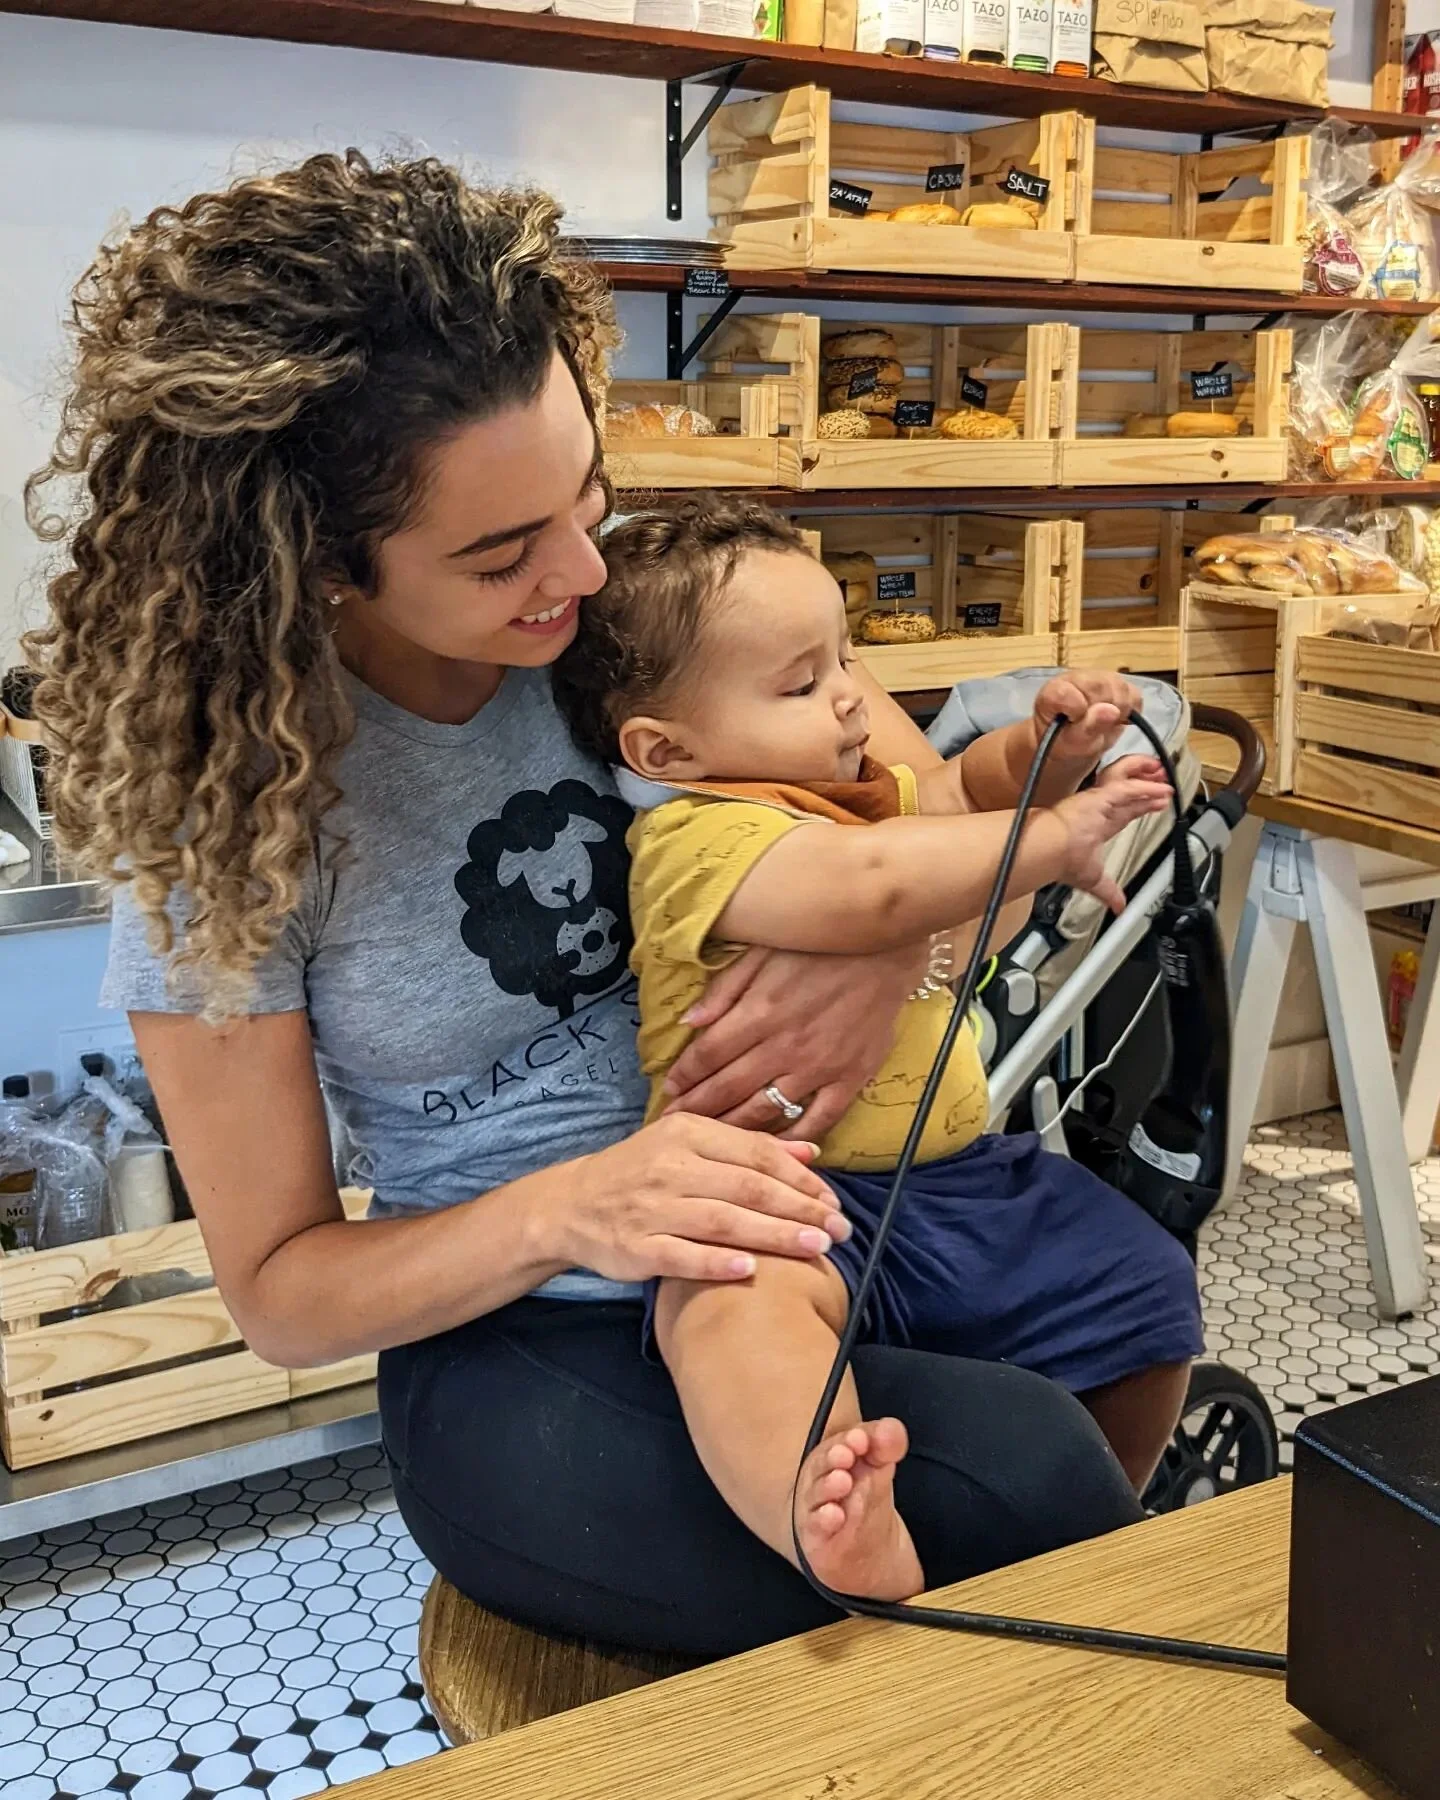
top-left (622, 481), bottom-right (1440, 512)
top-left (601, 264), bottom-right (1437, 318)
top-left (6, 0), bottom-right (1419, 136)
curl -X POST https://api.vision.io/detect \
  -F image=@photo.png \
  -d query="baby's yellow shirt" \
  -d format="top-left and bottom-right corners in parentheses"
top-left (626, 765), bottom-right (988, 1173)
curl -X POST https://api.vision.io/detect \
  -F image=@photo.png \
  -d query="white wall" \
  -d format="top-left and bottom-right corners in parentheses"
top-left (0, 5), bottom-right (1388, 667)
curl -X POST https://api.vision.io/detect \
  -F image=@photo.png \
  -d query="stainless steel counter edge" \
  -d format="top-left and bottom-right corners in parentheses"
top-left (0, 794), bottom-right (109, 936)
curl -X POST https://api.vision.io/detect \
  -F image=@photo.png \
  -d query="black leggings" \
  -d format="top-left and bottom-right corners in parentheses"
top-left (379, 1298), bottom-right (1142, 1660)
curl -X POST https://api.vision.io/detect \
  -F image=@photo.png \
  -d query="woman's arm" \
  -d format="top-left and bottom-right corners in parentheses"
top-left (854, 662), bottom-right (943, 772)
top-left (132, 1010), bottom-right (851, 1367)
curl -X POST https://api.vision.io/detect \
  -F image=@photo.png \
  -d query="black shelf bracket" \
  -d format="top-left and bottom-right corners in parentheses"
top-left (666, 285), bottom-right (747, 379)
top-left (666, 60), bottom-right (752, 221)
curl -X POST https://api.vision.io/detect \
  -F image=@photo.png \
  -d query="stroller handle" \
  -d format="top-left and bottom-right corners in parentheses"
top-left (1189, 703), bottom-right (1266, 807)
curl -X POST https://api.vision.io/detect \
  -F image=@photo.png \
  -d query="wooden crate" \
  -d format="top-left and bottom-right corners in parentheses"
top-left (1054, 325), bottom-right (1292, 488)
top-left (1178, 562), bottom-right (1422, 796)
top-left (0, 1190), bottom-right (377, 1470)
top-left (1291, 633), bottom-right (1440, 830)
top-left (1073, 133), bottom-right (1307, 294)
top-left (1060, 507), bottom-right (1286, 675)
top-left (603, 375), bottom-right (803, 489)
top-left (708, 85), bottom-right (1082, 280)
top-left (799, 512), bottom-right (1073, 691)
top-left (694, 312), bottom-right (1061, 490)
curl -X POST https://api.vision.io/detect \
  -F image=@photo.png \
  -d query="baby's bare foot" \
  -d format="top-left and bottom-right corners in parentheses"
top-left (795, 1418), bottom-right (923, 1602)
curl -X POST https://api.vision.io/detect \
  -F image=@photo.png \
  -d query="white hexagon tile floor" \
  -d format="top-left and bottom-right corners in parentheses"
top-left (0, 1445), bottom-right (443, 1800)
top-left (3, 1108), bottom-right (1439, 1800)
top-left (1200, 1109), bottom-right (1440, 1460)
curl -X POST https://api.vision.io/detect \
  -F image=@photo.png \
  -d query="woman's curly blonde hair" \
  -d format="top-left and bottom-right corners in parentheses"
top-left (25, 150), bottom-right (618, 1016)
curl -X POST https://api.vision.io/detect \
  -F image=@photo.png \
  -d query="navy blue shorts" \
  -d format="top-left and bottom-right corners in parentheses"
top-left (644, 1132), bottom-right (1203, 1395)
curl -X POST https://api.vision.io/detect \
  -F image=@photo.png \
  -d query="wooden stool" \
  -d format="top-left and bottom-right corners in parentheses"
top-left (417, 1575), bottom-right (692, 1746)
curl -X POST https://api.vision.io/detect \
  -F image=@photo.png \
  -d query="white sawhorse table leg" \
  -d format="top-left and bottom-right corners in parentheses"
top-left (1226, 823), bottom-right (1431, 1321)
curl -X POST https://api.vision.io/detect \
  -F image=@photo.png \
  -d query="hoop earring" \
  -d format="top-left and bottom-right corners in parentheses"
top-left (328, 592), bottom-right (346, 608)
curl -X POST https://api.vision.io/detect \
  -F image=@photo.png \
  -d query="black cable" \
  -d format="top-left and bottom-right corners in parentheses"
top-left (790, 709), bottom-right (1286, 1677)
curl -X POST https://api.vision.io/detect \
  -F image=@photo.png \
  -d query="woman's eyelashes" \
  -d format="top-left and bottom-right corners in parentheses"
top-left (472, 540), bottom-right (537, 585)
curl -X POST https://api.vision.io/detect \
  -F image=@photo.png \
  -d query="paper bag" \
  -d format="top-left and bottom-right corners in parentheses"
top-left (1204, 2), bottom-right (1333, 107)
top-left (1094, 0), bottom-right (1208, 92)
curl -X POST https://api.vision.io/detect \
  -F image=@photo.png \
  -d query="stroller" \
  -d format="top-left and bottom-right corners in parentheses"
top-left (923, 674), bottom-right (1280, 1514)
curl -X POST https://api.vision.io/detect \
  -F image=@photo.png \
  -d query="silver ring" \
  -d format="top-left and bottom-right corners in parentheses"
top-left (762, 1084), bottom-right (805, 1123)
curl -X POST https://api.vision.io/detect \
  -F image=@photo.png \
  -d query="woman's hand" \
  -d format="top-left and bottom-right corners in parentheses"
top-left (547, 1115), bottom-right (852, 1285)
top-left (662, 945), bottom-right (924, 1138)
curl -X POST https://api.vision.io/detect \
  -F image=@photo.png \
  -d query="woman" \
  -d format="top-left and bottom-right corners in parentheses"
top-left (28, 151), bottom-right (1147, 1661)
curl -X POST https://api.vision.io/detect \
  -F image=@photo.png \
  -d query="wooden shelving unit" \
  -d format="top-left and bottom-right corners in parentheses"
top-left (1, 0), bottom-right (1421, 136)
top-left (602, 264), bottom-right (1438, 320)
top-left (625, 482), bottom-right (1440, 513)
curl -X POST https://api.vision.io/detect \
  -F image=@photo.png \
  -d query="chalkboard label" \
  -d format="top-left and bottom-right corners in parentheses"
top-left (964, 603), bottom-right (1003, 630)
top-left (683, 268), bottom-right (730, 298)
top-left (1002, 167), bottom-right (1051, 204)
top-left (925, 163), bottom-right (967, 193)
top-left (878, 571), bottom-right (918, 602)
top-left (829, 179), bottom-right (873, 216)
top-left (960, 373), bottom-right (989, 408)
top-left (894, 400), bottom-right (935, 428)
top-left (848, 367), bottom-right (879, 399)
top-left (1189, 368), bottom-right (1235, 401)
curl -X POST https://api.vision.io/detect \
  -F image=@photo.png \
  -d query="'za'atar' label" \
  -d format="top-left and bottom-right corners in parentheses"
top-left (894, 400), bottom-right (935, 428)
top-left (878, 572), bottom-right (918, 602)
top-left (925, 163), bottom-right (967, 193)
top-left (848, 368), bottom-right (879, 399)
top-left (960, 374), bottom-right (989, 408)
top-left (964, 603), bottom-right (1003, 629)
top-left (829, 179), bottom-right (872, 216)
top-left (1002, 167), bottom-right (1050, 204)
top-left (683, 268), bottom-right (729, 297)
top-left (1189, 369), bottom-right (1234, 402)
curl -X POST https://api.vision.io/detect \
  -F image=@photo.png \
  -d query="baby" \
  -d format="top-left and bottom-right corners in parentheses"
top-left (552, 494), bottom-right (1203, 1604)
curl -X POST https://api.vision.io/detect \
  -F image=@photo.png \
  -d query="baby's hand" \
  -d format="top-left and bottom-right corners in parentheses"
top-left (1034, 671), bottom-right (1144, 766)
top-left (1099, 753), bottom-right (1167, 788)
top-left (1052, 773), bottom-right (1173, 913)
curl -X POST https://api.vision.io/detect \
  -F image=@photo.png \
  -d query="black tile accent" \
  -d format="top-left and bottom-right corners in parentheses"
top-left (302, 1750), bottom-right (335, 1770)
top-left (344, 1699), bottom-right (369, 1717)
top-left (419, 1713), bottom-right (443, 1734)
top-left (401, 1682), bottom-right (425, 1701)
top-left (242, 1771), bottom-right (271, 1789)
top-left (113, 1777), bottom-right (141, 1794)
top-left (171, 1754), bottom-right (200, 1774)
top-left (233, 1736), bottom-right (261, 1754)
top-left (362, 1731), bottom-right (386, 1751)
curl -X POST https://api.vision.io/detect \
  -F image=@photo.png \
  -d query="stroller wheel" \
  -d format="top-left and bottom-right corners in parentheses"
top-left (1142, 1362), bottom-right (1280, 1515)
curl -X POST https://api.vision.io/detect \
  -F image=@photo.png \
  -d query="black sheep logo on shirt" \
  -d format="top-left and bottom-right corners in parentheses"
top-left (455, 780), bottom-right (634, 1017)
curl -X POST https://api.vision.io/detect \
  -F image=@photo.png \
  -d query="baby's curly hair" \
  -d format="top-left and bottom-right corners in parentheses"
top-left (552, 494), bottom-right (810, 766)
top-left (25, 150), bottom-right (618, 1015)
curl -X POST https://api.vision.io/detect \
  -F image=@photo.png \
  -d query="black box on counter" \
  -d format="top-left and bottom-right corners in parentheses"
top-left (1287, 1376), bottom-right (1440, 1800)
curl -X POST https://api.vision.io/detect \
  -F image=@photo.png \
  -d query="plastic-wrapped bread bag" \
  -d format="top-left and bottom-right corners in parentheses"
top-left (1344, 135), bottom-right (1440, 302)
top-left (1301, 119), bottom-right (1370, 297)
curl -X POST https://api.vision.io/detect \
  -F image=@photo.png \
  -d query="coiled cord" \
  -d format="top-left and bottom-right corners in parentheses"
top-left (790, 710), bottom-right (1285, 1676)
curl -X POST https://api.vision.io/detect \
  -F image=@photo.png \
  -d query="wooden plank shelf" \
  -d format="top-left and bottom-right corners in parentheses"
top-left (625, 481), bottom-right (1440, 512)
top-left (5, 0), bottom-right (1421, 137)
top-left (599, 263), bottom-right (1439, 319)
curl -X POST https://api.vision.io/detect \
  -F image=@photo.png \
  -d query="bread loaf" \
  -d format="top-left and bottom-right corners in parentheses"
top-left (823, 552), bottom-right (878, 631)
top-left (823, 356), bottom-right (905, 388)
top-left (1166, 412), bottom-right (1241, 438)
top-left (824, 383), bottom-right (899, 417)
top-left (865, 416), bottom-right (898, 439)
top-left (606, 403), bottom-right (716, 439)
top-left (815, 410), bottom-right (870, 440)
top-left (1123, 415), bottom-right (1170, 438)
top-left (823, 329), bottom-right (899, 361)
top-left (857, 610), bottom-right (936, 645)
top-left (939, 409), bottom-right (1019, 440)
top-left (1193, 528), bottom-right (1409, 599)
top-left (960, 202), bottom-right (1038, 230)
top-left (888, 202), bottom-right (963, 226)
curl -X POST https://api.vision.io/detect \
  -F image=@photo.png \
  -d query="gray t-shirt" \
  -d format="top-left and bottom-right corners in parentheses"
top-left (101, 668), bottom-right (648, 1302)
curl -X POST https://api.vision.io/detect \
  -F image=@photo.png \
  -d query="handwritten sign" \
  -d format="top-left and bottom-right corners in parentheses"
top-left (829, 179), bottom-right (873, 216)
top-left (1002, 168), bottom-right (1050, 204)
